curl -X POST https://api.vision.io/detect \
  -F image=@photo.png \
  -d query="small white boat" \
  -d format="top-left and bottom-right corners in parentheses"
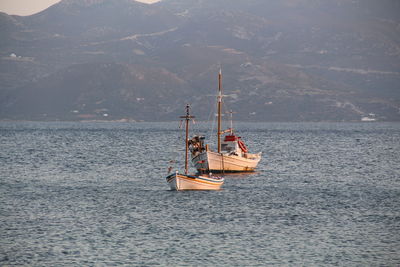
top-left (190, 69), bottom-right (262, 173)
top-left (361, 113), bottom-right (377, 122)
top-left (166, 172), bottom-right (224, 191)
top-left (166, 104), bottom-right (224, 191)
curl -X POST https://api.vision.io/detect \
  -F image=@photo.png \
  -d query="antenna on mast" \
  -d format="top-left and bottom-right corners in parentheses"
top-left (226, 110), bottom-right (236, 134)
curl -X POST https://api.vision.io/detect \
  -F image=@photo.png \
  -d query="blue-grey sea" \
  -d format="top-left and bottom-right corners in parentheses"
top-left (1, 121), bottom-right (399, 266)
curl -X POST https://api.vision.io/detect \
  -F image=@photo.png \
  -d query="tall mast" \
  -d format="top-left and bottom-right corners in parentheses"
top-left (180, 104), bottom-right (195, 175)
top-left (217, 69), bottom-right (222, 153)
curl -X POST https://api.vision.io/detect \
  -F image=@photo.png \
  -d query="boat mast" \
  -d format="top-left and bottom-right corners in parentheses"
top-left (228, 110), bottom-right (234, 134)
top-left (180, 104), bottom-right (195, 175)
top-left (217, 69), bottom-right (222, 153)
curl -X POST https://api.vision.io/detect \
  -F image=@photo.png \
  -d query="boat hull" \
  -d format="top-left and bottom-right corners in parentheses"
top-left (166, 173), bottom-right (224, 191)
top-left (192, 151), bottom-right (261, 173)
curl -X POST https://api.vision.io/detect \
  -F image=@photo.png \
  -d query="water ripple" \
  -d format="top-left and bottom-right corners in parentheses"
top-left (1, 122), bottom-right (399, 266)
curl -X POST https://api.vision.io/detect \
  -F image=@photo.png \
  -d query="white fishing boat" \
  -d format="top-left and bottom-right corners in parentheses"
top-left (166, 172), bottom-right (224, 191)
top-left (189, 70), bottom-right (262, 173)
top-left (166, 104), bottom-right (224, 191)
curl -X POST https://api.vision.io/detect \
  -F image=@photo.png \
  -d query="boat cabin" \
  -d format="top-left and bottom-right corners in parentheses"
top-left (221, 135), bottom-right (248, 155)
top-left (190, 134), bottom-right (249, 156)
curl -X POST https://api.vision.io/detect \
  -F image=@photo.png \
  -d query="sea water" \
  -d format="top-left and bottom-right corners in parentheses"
top-left (0, 121), bottom-right (399, 266)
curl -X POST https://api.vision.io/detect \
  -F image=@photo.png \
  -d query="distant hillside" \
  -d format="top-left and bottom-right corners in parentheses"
top-left (1, 0), bottom-right (399, 121)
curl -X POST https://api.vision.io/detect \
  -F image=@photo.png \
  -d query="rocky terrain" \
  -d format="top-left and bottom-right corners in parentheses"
top-left (1, 0), bottom-right (399, 121)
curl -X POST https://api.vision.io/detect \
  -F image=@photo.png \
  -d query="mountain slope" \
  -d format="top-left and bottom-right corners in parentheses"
top-left (0, 0), bottom-right (399, 121)
top-left (2, 62), bottom-right (190, 121)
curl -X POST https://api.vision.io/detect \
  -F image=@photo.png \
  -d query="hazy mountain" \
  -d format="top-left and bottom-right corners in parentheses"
top-left (1, 0), bottom-right (399, 121)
